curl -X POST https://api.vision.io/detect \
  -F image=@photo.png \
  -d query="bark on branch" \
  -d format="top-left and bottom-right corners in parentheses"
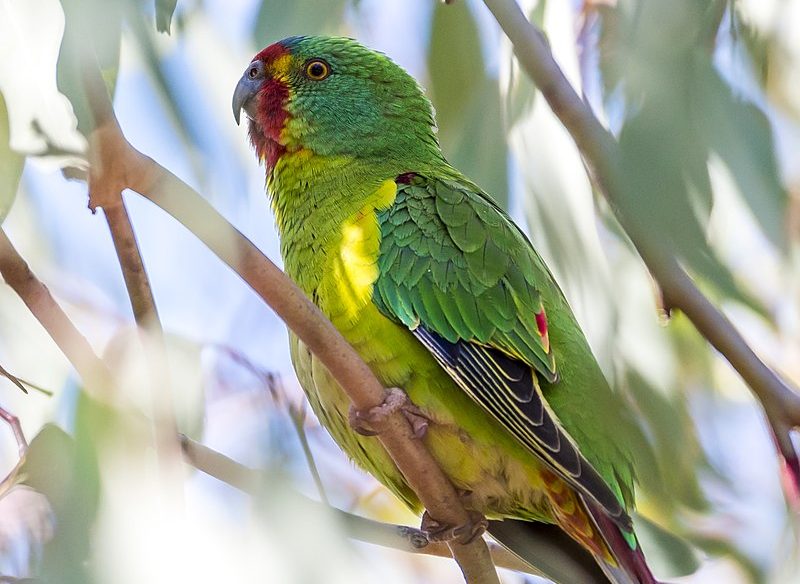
top-left (481, 0), bottom-right (800, 489)
top-left (0, 228), bottom-right (113, 396)
top-left (82, 58), bottom-right (182, 493)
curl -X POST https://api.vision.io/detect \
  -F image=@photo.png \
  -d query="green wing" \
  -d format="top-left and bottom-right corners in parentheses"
top-left (374, 173), bottom-right (632, 530)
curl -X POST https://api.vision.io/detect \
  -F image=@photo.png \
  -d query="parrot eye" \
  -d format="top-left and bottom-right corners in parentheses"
top-left (247, 62), bottom-right (262, 80)
top-left (304, 59), bottom-right (331, 81)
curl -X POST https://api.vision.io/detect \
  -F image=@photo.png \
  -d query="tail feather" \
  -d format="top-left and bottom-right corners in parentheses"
top-left (584, 498), bottom-right (661, 584)
top-left (487, 520), bottom-right (612, 584)
top-left (488, 507), bottom-right (661, 584)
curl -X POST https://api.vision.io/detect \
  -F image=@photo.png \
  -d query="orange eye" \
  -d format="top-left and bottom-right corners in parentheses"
top-left (305, 59), bottom-right (330, 80)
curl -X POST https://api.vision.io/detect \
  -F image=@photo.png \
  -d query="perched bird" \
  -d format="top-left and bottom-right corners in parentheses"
top-left (234, 35), bottom-right (658, 584)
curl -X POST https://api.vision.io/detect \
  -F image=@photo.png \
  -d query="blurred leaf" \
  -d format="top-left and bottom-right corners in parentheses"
top-left (600, 0), bottom-right (773, 309)
top-left (634, 513), bottom-right (701, 579)
top-left (57, 0), bottom-right (123, 135)
top-left (124, 5), bottom-right (208, 182)
top-left (253, 0), bottom-right (348, 44)
top-left (625, 370), bottom-right (708, 511)
top-left (19, 425), bottom-right (75, 508)
top-left (428, 2), bottom-right (508, 208)
top-left (0, 92), bottom-right (23, 223)
top-left (689, 533), bottom-right (763, 583)
top-left (730, 4), bottom-right (771, 88)
top-left (697, 65), bottom-right (787, 250)
top-left (155, 0), bottom-right (178, 34)
top-left (31, 395), bottom-right (108, 584)
top-left (503, 1), bottom-right (545, 126)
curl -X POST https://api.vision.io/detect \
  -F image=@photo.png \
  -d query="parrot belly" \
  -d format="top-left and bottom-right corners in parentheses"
top-left (289, 324), bottom-right (557, 522)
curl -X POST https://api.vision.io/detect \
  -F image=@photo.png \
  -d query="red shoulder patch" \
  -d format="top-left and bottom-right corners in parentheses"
top-left (535, 307), bottom-right (550, 354)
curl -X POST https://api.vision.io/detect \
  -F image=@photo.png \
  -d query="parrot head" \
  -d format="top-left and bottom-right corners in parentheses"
top-left (232, 36), bottom-right (442, 171)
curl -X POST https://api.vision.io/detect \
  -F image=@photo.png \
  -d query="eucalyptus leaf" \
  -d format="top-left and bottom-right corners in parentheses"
top-left (57, 0), bottom-right (123, 135)
top-left (625, 370), bottom-right (708, 511)
top-left (36, 394), bottom-right (108, 584)
top-left (0, 92), bottom-right (23, 223)
top-left (634, 514), bottom-right (701, 579)
top-left (156, 0), bottom-right (179, 34)
top-left (123, 5), bottom-right (209, 183)
top-left (697, 65), bottom-right (787, 250)
top-left (253, 0), bottom-right (348, 44)
top-left (502, 0), bottom-right (545, 126)
top-left (429, 2), bottom-right (508, 208)
top-left (601, 0), bottom-right (768, 309)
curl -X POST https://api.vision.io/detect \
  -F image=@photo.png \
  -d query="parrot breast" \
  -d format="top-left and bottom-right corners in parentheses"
top-left (269, 152), bottom-right (567, 525)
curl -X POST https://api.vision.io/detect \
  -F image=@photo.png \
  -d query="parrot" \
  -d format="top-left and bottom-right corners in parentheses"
top-left (233, 35), bottom-right (659, 584)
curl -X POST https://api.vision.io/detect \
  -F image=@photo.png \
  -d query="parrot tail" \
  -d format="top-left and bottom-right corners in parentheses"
top-left (487, 508), bottom-right (661, 584)
top-left (486, 519), bottom-right (613, 584)
top-left (583, 498), bottom-right (662, 584)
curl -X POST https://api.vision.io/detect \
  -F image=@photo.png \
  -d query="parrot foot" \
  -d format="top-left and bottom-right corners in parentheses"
top-left (421, 509), bottom-right (488, 545)
top-left (348, 387), bottom-right (430, 438)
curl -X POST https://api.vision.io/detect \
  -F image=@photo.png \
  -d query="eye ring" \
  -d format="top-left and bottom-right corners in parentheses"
top-left (247, 62), bottom-right (262, 80)
top-left (304, 59), bottom-right (330, 81)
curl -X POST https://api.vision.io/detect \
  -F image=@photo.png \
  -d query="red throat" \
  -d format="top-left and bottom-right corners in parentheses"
top-left (248, 42), bottom-right (291, 172)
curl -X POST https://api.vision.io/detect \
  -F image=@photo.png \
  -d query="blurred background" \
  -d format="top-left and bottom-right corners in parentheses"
top-left (0, 0), bottom-right (799, 582)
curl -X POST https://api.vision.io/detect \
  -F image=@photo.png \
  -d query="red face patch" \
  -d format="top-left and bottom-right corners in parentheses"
top-left (249, 42), bottom-right (292, 172)
top-left (255, 41), bottom-right (289, 65)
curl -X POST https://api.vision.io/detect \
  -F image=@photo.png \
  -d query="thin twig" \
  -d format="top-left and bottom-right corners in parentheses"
top-left (287, 401), bottom-right (330, 506)
top-left (481, 0), bottom-right (800, 491)
top-left (218, 347), bottom-right (330, 505)
top-left (180, 435), bottom-right (535, 576)
top-left (0, 365), bottom-right (55, 396)
top-left (0, 404), bottom-right (27, 458)
top-left (0, 228), bottom-right (113, 396)
top-left (0, 364), bottom-right (28, 394)
top-left (83, 59), bottom-right (182, 492)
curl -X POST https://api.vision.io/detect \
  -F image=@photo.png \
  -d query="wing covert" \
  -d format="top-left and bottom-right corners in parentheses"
top-left (373, 172), bottom-right (631, 529)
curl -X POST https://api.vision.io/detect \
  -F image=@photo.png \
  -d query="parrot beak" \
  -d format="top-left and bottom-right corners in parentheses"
top-left (232, 68), bottom-right (262, 126)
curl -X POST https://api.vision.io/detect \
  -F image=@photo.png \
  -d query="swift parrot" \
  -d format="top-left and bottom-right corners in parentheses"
top-left (233, 35), bottom-right (659, 584)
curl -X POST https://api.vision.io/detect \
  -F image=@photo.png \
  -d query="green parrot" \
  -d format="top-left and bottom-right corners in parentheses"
top-left (233, 36), bottom-right (658, 584)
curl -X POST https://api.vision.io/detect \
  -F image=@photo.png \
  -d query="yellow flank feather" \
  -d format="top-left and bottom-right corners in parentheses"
top-left (319, 179), bottom-right (396, 329)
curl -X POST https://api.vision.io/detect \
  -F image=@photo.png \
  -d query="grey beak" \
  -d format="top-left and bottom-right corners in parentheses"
top-left (232, 74), bottom-right (261, 126)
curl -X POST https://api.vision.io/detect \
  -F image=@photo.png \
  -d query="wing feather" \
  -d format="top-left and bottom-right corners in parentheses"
top-left (374, 173), bottom-right (632, 530)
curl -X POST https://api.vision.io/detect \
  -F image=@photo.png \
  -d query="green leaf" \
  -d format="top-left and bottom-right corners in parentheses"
top-left (428, 3), bottom-right (508, 209)
top-left (19, 424), bottom-right (75, 506)
top-left (156, 0), bottom-right (179, 34)
top-left (602, 0), bottom-right (770, 309)
top-left (634, 514), bottom-right (701, 579)
top-left (124, 5), bottom-right (208, 182)
top-left (57, 0), bottom-right (123, 135)
top-left (253, 0), bottom-right (348, 44)
top-left (624, 370), bottom-right (708, 511)
top-left (697, 65), bottom-right (787, 250)
top-left (502, 0), bottom-right (545, 126)
top-left (0, 92), bottom-right (23, 223)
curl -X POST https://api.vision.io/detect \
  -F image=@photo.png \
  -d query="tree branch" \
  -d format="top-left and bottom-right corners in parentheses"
top-left (481, 0), bottom-right (800, 490)
top-left (79, 112), bottom-right (499, 584)
top-left (0, 228), bottom-right (113, 395)
top-left (180, 435), bottom-right (535, 576)
top-left (83, 61), bottom-right (182, 492)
